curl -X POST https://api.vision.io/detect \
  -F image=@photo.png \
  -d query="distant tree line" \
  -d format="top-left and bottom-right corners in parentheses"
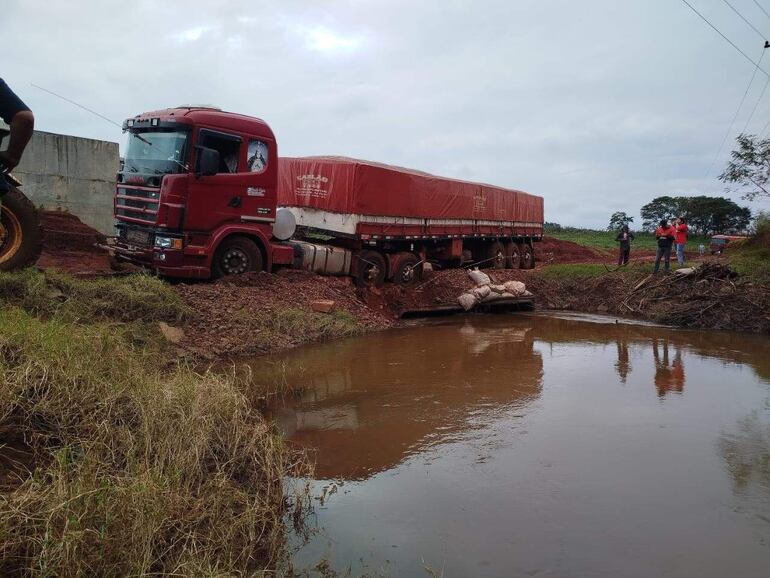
top-left (639, 196), bottom-right (750, 235)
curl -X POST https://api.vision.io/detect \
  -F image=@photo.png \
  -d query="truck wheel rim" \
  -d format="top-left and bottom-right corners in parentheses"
top-left (400, 265), bottom-right (414, 283)
top-left (0, 206), bottom-right (23, 265)
top-left (366, 264), bottom-right (380, 282)
top-left (222, 249), bottom-right (249, 274)
top-left (496, 250), bottom-right (504, 266)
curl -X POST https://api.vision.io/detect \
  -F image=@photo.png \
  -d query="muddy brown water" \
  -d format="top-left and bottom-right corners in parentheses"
top-left (247, 312), bottom-right (770, 577)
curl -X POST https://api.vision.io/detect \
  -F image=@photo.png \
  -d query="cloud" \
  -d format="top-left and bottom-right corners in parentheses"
top-left (172, 25), bottom-right (216, 43)
top-left (2, 0), bottom-right (769, 227)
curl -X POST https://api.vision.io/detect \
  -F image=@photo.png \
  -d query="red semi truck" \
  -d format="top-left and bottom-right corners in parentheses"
top-left (113, 106), bottom-right (543, 285)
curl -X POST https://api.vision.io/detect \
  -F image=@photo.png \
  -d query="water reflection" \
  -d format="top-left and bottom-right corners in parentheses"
top-left (652, 339), bottom-right (685, 397)
top-left (263, 320), bottom-right (544, 480)
top-left (240, 313), bottom-right (770, 578)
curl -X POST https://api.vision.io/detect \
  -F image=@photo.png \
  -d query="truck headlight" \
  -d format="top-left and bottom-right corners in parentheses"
top-left (154, 236), bottom-right (182, 250)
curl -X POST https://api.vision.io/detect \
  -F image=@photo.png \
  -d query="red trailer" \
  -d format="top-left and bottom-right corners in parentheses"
top-left (111, 107), bottom-right (543, 286)
top-left (277, 157), bottom-right (543, 284)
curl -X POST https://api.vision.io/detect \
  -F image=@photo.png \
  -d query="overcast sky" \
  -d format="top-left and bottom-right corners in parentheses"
top-left (4, 0), bottom-right (770, 227)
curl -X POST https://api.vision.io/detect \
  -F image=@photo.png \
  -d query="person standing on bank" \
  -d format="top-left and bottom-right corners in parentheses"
top-left (0, 78), bottom-right (35, 196)
top-left (615, 224), bottom-right (634, 266)
top-left (653, 219), bottom-right (676, 274)
top-left (673, 217), bottom-right (688, 266)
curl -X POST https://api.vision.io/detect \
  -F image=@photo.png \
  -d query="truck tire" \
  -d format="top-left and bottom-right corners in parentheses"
top-left (486, 240), bottom-right (506, 269)
top-left (212, 236), bottom-right (263, 278)
top-left (392, 252), bottom-right (421, 286)
top-left (354, 250), bottom-right (387, 287)
top-left (505, 241), bottom-right (520, 269)
top-left (0, 186), bottom-right (42, 271)
top-left (521, 243), bottom-right (535, 269)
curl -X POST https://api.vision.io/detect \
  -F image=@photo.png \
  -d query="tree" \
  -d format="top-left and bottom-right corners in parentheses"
top-left (640, 196), bottom-right (681, 231)
top-left (640, 195), bottom-right (751, 234)
top-left (679, 196), bottom-right (751, 235)
top-left (607, 211), bottom-right (634, 231)
top-left (719, 133), bottom-right (770, 201)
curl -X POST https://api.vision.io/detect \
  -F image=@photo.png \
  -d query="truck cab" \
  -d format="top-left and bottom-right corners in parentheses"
top-left (113, 106), bottom-right (292, 278)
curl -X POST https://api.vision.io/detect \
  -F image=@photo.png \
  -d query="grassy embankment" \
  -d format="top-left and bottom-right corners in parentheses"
top-left (540, 227), bottom-right (768, 282)
top-left (0, 269), bottom-right (309, 576)
top-left (530, 228), bottom-right (770, 332)
top-left (547, 228), bottom-right (709, 252)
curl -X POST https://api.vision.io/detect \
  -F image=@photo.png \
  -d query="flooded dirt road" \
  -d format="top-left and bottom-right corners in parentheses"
top-left (252, 313), bottom-right (770, 577)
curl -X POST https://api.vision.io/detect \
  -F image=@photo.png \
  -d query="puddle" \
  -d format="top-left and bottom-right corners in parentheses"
top-left (242, 314), bottom-right (770, 577)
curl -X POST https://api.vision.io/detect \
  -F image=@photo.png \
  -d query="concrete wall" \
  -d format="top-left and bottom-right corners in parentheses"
top-left (3, 126), bottom-right (119, 235)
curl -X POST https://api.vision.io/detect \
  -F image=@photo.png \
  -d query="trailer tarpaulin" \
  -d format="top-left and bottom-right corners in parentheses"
top-left (277, 156), bottom-right (543, 235)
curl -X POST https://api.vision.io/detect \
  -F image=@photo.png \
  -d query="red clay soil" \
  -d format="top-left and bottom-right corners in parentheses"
top-left (538, 236), bottom-right (601, 263)
top-left (36, 210), bottom-right (113, 275)
top-left (174, 269), bottom-right (396, 359)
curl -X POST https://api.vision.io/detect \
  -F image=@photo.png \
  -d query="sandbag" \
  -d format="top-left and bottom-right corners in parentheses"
top-left (457, 292), bottom-right (478, 311)
top-left (468, 268), bottom-right (491, 286)
top-left (503, 280), bottom-right (526, 296)
top-left (489, 284), bottom-right (508, 294)
top-left (472, 285), bottom-right (492, 300)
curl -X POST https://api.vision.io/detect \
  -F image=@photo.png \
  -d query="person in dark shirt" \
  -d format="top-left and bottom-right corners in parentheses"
top-left (653, 219), bottom-right (676, 274)
top-left (615, 225), bottom-right (635, 266)
top-left (0, 79), bottom-right (35, 195)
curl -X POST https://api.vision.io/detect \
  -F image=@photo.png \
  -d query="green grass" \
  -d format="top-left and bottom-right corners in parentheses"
top-left (0, 268), bottom-right (189, 324)
top-left (727, 234), bottom-right (770, 281)
top-left (547, 229), bottom-right (709, 251)
top-left (0, 271), bottom-right (308, 575)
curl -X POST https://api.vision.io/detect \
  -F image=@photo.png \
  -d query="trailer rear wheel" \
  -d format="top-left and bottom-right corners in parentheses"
top-left (393, 252), bottom-right (421, 286)
top-left (354, 250), bottom-right (387, 287)
top-left (505, 241), bottom-right (519, 269)
top-left (0, 186), bottom-right (42, 271)
top-left (486, 240), bottom-right (506, 269)
top-left (213, 236), bottom-right (263, 278)
top-left (521, 243), bottom-right (535, 269)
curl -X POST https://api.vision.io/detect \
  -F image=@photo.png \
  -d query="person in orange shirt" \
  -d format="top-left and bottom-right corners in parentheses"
top-left (673, 217), bottom-right (688, 265)
top-left (653, 219), bottom-right (676, 273)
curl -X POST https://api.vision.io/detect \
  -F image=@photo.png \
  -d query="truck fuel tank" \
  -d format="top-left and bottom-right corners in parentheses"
top-left (289, 241), bottom-right (352, 276)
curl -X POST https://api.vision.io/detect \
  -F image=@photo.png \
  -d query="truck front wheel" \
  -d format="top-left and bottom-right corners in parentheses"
top-left (213, 236), bottom-right (263, 278)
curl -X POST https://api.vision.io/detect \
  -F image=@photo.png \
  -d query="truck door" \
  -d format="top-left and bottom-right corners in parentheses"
top-left (184, 129), bottom-right (276, 232)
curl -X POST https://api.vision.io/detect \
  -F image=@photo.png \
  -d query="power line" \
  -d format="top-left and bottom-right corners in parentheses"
top-left (705, 47), bottom-right (767, 178)
top-left (742, 75), bottom-right (770, 134)
top-left (679, 0), bottom-right (770, 78)
top-left (752, 0), bottom-right (770, 23)
top-left (722, 0), bottom-right (767, 41)
top-left (30, 83), bottom-right (122, 129)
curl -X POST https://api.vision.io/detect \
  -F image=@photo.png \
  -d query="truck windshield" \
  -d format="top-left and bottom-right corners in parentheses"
top-left (123, 130), bottom-right (189, 175)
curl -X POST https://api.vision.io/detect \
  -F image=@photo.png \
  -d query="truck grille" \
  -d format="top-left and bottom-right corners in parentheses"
top-left (116, 186), bottom-right (159, 224)
top-left (118, 226), bottom-right (153, 247)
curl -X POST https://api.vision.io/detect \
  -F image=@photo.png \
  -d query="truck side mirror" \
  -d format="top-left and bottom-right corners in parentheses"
top-left (195, 146), bottom-right (220, 177)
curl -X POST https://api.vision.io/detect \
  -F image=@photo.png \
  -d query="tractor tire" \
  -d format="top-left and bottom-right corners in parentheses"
top-left (354, 250), bottom-right (387, 287)
top-left (0, 186), bottom-right (42, 271)
top-left (392, 252), bottom-right (422, 286)
top-left (212, 236), bottom-right (263, 278)
top-left (486, 240), bottom-right (506, 269)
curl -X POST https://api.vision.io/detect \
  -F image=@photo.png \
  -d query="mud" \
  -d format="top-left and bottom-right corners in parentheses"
top-left (36, 210), bottom-right (113, 275)
top-left (527, 263), bottom-right (770, 334)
